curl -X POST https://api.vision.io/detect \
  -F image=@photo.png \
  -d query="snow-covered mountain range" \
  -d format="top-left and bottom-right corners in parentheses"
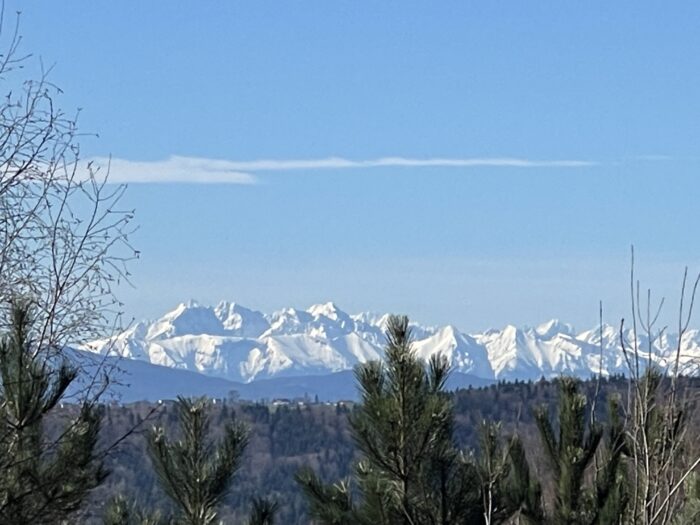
top-left (86, 301), bottom-right (700, 391)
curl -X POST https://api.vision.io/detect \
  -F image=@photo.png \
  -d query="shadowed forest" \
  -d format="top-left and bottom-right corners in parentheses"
top-left (54, 373), bottom-right (696, 524)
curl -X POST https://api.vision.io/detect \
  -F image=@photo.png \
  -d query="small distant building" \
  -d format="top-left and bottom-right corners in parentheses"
top-left (271, 398), bottom-right (291, 406)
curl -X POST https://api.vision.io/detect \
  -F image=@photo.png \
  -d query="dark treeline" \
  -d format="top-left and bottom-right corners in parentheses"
top-left (64, 373), bottom-right (693, 523)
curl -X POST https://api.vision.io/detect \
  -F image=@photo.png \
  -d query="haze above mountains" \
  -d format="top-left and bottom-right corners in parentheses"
top-left (83, 301), bottom-right (700, 402)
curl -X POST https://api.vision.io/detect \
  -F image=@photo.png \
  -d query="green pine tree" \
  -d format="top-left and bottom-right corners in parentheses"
top-left (503, 435), bottom-right (544, 525)
top-left (247, 496), bottom-right (279, 525)
top-left (103, 495), bottom-right (166, 525)
top-left (296, 314), bottom-right (481, 524)
top-left (534, 377), bottom-right (603, 525)
top-left (0, 300), bottom-right (106, 524)
top-left (295, 470), bottom-right (357, 524)
top-left (592, 396), bottom-right (628, 525)
top-left (147, 396), bottom-right (248, 525)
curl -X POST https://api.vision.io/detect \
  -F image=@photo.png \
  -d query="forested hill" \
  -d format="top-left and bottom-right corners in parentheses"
top-left (71, 376), bottom-right (699, 524)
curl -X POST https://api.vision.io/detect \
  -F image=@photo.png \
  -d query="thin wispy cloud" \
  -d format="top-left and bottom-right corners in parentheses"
top-left (92, 155), bottom-right (596, 184)
top-left (89, 157), bottom-right (257, 184)
top-left (218, 156), bottom-right (596, 170)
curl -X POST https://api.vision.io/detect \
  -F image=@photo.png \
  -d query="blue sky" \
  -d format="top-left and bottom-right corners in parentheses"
top-left (11, 2), bottom-right (700, 331)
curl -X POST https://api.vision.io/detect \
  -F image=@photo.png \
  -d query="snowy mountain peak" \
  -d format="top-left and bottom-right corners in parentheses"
top-left (183, 299), bottom-right (201, 309)
top-left (351, 311), bottom-right (381, 323)
top-left (88, 301), bottom-right (700, 385)
top-left (307, 302), bottom-right (348, 321)
top-left (436, 324), bottom-right (461, 339)
top-left (146, 301), bottom-right (224, 340)
top-left (501, 324), bottom-right (520, 338)
top-left (214, 301), bottom-right (269, 338)
top-left (536, 319), bottom-right (575, 338)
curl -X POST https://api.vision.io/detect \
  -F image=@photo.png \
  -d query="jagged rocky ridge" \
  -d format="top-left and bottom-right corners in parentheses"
top-left (85, 301), bottom-right (700, 386)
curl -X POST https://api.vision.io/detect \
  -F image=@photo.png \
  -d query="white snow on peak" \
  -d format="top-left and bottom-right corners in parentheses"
top-left (87, 301), bottom-right (700, 385)
top-left (535, 319), bottom-right (575, 338)
top-left (214, 301), bottom-right (269, 337)
top-left (307, 302), bottom-right (345, 320)
top-left (145, 301), bottom-right (225, 340)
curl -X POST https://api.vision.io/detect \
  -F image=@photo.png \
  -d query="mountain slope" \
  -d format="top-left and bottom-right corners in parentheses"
top-left (86, 301), bottom-right (700, 387)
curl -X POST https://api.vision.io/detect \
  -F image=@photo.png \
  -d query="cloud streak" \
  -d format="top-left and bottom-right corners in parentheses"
top-left (89, 156), bottom-right (257, 184)
top-left (92, 155), bottom-right (596, 184)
